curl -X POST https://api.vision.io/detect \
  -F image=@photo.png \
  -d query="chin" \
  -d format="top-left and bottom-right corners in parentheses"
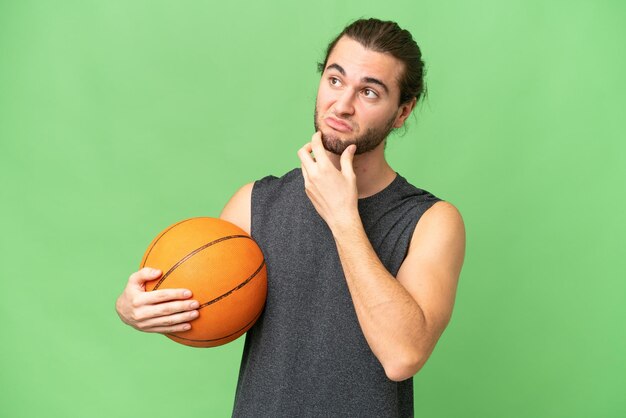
top-left (319, 130), bottom-right (355, 155)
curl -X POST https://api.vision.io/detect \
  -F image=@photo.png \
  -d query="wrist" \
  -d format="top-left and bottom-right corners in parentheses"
top-left (329, 209), bottom-right (363, 238)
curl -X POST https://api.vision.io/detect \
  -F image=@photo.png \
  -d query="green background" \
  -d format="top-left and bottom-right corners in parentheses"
top-left (1, 1), bottom-right (624, 417)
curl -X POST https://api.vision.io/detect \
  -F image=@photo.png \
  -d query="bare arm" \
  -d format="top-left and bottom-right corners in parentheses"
top-left (333, 201), bottom-right (465, 381)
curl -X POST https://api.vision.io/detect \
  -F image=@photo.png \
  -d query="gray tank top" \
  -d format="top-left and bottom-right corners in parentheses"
top-left (232, 168), bottom-right (442, 418)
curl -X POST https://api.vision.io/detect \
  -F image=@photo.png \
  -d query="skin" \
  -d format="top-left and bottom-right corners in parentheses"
top-left (115, 35), bottom-right (465, 382)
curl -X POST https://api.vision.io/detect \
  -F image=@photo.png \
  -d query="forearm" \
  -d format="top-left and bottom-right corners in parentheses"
top-left (331, 218), bottom-right (429, 379)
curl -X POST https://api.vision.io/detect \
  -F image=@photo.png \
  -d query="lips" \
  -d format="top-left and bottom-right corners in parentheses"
top-left (325, 117), bottom-right (353, 132)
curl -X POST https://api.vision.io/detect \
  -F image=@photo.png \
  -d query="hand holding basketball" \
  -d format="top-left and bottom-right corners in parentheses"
top-left (115, 267), bottom-right (200, 334)
top-left (116, 217), bottom-right (267, 348)
top-left (138, 217), bottom-right (267, 347)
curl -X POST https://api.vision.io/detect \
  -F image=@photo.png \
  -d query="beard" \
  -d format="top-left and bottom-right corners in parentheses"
top-left (313, 107), bottom-right (396, 155)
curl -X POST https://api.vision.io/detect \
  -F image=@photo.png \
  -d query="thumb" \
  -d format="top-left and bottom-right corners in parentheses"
top-left (340, 144), bottom-right (356, 175)
top-left (129, 267), bottom-right (162, 288)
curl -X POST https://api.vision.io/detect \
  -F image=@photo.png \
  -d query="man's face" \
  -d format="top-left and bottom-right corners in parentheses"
top-left (314, 36), bottom-right (411, 155)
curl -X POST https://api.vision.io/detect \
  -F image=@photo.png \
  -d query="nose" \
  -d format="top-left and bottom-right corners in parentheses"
top-left (332, 89), bottom-right (355, 117)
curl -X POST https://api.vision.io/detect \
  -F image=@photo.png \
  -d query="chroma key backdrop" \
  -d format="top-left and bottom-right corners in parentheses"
top-left (1, 1), bottom-right (624, 417)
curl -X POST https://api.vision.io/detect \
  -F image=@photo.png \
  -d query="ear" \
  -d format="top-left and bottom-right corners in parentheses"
top-left (393, 97), bottom-right (417, 128)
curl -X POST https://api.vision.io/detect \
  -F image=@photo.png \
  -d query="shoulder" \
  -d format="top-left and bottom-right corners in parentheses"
top-left (407, 200), bottom-right (466, 271)
top-left (420, 200), bottom-right (464, 230)
top-left (413, 201), bottom-right (465, 248)
top-left (249, 168), bottom-right (303, 207)
top-left (217, 169), bottom-right (302, 235)
top-left (253, 168), bottom-right (301, 191)
top-left (392, 175), bottom-right (442, 213)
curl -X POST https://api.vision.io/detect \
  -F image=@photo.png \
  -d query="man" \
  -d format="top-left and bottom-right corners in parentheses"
top-left (116, 18), bottom-right (465, 417)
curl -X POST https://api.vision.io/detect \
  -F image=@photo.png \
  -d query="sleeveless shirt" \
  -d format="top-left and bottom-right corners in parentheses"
top-left (232, 168), bottom-right (442, 418)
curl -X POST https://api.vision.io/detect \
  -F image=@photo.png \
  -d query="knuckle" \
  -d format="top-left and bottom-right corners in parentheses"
top-left (130, 297), bottom-right (141, 309)
top-left (132, 308), bottom-right (148, 322)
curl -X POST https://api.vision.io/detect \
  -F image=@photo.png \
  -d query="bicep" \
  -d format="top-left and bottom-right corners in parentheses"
top-left (219, 182), bottom-right (254, 235)
top-left (396, 201), bottom-right (466, 340)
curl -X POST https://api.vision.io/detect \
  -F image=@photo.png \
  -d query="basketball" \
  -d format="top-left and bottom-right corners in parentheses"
top-left (139, 217), bottom-right (267, 348)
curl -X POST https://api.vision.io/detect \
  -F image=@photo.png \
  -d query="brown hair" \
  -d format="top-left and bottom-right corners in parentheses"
top-left (317, 18), bottom-right (427, 106)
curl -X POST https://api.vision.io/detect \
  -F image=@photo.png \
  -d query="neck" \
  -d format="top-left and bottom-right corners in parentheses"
top-left (324, 140), bottom-right (397, 199)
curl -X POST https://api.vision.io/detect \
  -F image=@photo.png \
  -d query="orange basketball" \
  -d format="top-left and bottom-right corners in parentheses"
top-left (140, 217), bottom-right (267, 348)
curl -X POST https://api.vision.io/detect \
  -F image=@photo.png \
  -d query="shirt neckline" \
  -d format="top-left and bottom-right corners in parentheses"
top-left (357, 172), bottom-right (402, 203)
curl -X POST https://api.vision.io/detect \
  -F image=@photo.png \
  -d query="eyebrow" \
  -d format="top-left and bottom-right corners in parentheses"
top-left (325, 63), bottom-right (389, 95)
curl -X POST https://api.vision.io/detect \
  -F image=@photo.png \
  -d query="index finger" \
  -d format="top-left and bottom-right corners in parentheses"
top-left (129, 267), bottom-right (162, 286)
top-left (297, 142), bottom-right (316, 173)
top-left (139, 288), bottom-right (193, 306)
top-left (310, 132), bottom-right (328, 165)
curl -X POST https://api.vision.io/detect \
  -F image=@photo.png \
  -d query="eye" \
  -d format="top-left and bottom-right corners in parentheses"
top-left (363, 88), bottom-right (378, 99)
top-left (329, 76), bottom-right (341, 87)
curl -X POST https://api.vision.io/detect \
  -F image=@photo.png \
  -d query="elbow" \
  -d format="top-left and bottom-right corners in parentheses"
top-left (383, 353), bottom-right (425, 382)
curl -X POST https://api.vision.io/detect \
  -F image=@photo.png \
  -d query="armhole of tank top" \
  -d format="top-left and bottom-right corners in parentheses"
top-left (401, 197), bottom-right (444, 264)
top-left (250, 175), bottom-right (279, 238)
top-left (417, 198), bottom-right (444, 226)
top-left (250, 180), bottom-right (264, 239)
